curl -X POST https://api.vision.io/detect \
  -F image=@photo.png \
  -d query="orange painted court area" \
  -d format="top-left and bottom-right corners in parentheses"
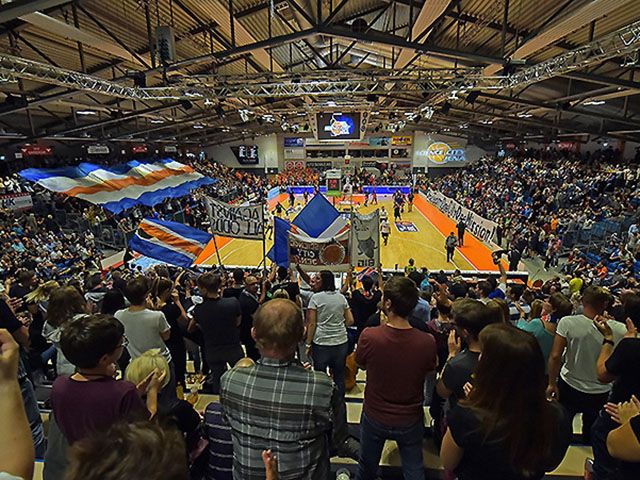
top-left (196, 192), bottom-right (500, 272)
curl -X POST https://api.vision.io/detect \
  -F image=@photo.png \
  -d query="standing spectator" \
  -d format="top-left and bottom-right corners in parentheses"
top-left (153, 278), bottom-right (189, 391)
top-left (50, 315), bottom-right (152, 446)
top-left (456, 220), bottom-right (466, 247)
top-left (355, 276), bottom-right (437, 480)
top-left (268, 267), bottom-right (301, 306)
top-left (238, 275), bottom-right (261, 361)
top-left (591, 294), bottom-right (640, 480)
top-left (220, 299), bottom-right (349, 480)
top-left (445, 233), bottom-right (458, 263)
top-left (0, 328), bottom-right (35, 480)
top-left (223, 269), bottom-right (245, 299)
top-left (440, 324), bottom-right (572, 480)
top-left (305, 270), bottom-right (354, 396)
top-left (192, 273), bottom-right (243, 394)
top-left (436, 299), bottom-right (496, 408)
top-left (0, 298), bottom-right (46, 459)
top-left (547, 286), bottom-right (627, 444)
top-left (349, 274), bottom-right (382, 337)
top-left (44, 286), bottom-right (88, 377)
top-left (115, 277), bottom-right (175, 405)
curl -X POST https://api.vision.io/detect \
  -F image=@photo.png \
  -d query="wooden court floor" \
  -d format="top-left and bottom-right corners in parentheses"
top-left (197, 194), bottom-right (499, 272)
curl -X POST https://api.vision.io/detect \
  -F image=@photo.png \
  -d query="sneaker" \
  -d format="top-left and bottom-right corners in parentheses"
top-left (336, 437), bottom-right (360, 461)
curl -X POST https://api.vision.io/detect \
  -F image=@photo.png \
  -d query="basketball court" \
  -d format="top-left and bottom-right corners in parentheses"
top-left (196, 192), bottom-right (501, 272)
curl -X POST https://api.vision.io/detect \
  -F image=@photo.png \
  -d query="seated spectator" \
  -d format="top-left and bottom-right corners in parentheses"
top-left (220, 299), bottom-right (349, 480)
top-left (64, 421), bottom-right (188, 480)
top-left (441, 324), bottom-right (572, 480)
top-left (355, 276), bottom-right (437, 480)
top-left (547, 286), bottom-right (627, 444)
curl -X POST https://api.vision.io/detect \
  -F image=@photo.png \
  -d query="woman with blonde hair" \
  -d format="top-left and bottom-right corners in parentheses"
top-left (44, 286), bottom-right (88, 376)
top-left (24, 280), bottom-right (59, 377)
top-left (125, 349), bottom-right (202, 460)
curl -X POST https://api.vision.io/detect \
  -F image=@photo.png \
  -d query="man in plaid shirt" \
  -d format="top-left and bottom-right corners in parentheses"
top-left (220, 298), bottom-right (347, 480)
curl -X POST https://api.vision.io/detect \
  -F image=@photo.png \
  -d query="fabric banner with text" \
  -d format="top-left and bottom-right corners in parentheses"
top-left (423, 190), bottom-right (497, 244)
top-left (289, 230), bottom-right (351, 272)
top-left (350, 210), bottom-right (380, 269)
top-left (206, 197), bottom-right (264, 240)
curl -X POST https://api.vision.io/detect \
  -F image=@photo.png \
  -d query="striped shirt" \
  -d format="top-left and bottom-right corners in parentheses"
top-left (220, 357), bottom-right (338, 480)
top-left (204, 402), bottom-right (233, 480)
top-left (509, 301), bottom-right (531, 324)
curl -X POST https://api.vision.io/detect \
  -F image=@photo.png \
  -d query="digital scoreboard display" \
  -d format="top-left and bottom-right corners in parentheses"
top-left (316, 112), bottom-right (362, 140)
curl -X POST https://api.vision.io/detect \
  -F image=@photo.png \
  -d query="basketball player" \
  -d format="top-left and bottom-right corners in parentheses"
top-left (303, 190), bottom-right (309, 204)
top-left (408, 190), bottom-right (415, 212)
top-left (393, 203), bottom-right (402, 222)
top-left (379, 206), bottom-right (388, 222)
top-left (381, 218), bottom-right (391, 246)
top-left (288, 189), bottom-right (295, 207)
top-left (371, 190), bottom-right (378, 205)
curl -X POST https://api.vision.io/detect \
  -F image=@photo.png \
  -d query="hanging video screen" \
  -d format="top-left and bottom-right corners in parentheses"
top-left (316, 112), bottom-right (362, 140)
top-left (231, 145), bottom-right (259, 164)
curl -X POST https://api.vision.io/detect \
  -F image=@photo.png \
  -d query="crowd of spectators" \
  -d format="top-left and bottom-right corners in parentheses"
top-left (1, 253), bottom-right (640, 480)
top-left (427, 150), bottom-right (639, 270)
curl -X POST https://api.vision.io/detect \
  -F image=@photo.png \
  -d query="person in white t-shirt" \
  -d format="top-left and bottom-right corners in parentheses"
top-left (547, 286), bottom-right (626, 444)
top-left (305, 270), bottom-right (354, 396)
top-left (115, 277), bottom-right (175, 409)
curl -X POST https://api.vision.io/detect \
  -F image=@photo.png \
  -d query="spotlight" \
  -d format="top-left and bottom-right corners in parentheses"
top-left (441, 102), bottom-right (451, 115)
top-left (413, 114), bottom-right (422, 123)
top-left (180, 100), bottom-right (193, 110)
top-left (465, 91), bottom-right (480, 104)
top-left (215, 105), bottom-right (225, 118)
top-left (366, 94), bottom-right (378, 102)
top-left (133, 72), bottom-right (147, 88)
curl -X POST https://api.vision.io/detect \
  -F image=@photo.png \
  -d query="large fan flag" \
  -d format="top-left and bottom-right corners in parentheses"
top-left (128, 218), bottom-right (211, 268)
top-left (267, 194), bottom-right (349, 267)
top-left (19, 159), bottom-right (216, 213)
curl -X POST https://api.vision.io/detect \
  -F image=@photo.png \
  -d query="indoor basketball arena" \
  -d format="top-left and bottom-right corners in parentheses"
top-left (1, 1), bottom-right (640, 480)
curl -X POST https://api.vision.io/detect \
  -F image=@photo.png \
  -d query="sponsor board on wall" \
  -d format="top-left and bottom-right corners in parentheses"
top-left (284, 137), bottom-right (305, 148)
top-left (87, 145), bottom-right (110, 155)
top-left (21, 145), bottom-right (53, 156)
top-left (392, 136), bottom-right (412, 146)
top-left (284, 147), bottom-right (305, 159)
top-left (306, 160), bottom-right (333, 170)
top-left (284, 161), bottom-right (305, 171)
top-left (424, 190), bottom-right (497, 244)
top-left (289, 230), bottom-right (351, 272)
top-left (0, 193), bottom-right (33, 211)
top-left (206, 197), bottom-right (264, 240)
top-left (369, 137), bottom-right (390, 147)
top-left (351, 210), bottom-right (380, 269)
top-left (423, 142), bottom-right (465, 165)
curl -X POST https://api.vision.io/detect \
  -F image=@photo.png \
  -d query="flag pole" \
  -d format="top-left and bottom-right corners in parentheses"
top-left (211, 233), bottom-right (224, 271)
top-left (261, 200), bottom-right (268, 275)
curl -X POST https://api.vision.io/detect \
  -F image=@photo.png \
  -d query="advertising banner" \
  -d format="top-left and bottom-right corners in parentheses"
top-left (350, 210), bottom-right (380, 269)
top-left (392, 136), bottom-right (412, 146)
top-left (206, 197), bottom-right (264, 240)
top-left (0, 193), bottom-right (33, 211)
top-left (289, 230), bottom-right (351, 272)
top-left (424, 190), bottom-right (497, 244)
top-left (284, 137), bottom-right (305, 147)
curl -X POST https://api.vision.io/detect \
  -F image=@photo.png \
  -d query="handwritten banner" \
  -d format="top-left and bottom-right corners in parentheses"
top-left (350, 210), bottom-right (380, 269)
top-left (206, 197), bottom-right (264, 240)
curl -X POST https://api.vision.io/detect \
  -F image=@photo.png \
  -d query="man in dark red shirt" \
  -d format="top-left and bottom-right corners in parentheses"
top-left (355, 276), bottom-right (437, 480)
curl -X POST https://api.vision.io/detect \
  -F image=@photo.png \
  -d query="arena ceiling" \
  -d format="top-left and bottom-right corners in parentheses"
top-left (0, 0), bottom-right (639, 148)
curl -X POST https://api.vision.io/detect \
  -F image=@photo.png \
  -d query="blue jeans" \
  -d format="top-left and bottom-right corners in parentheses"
top-left (312, 341), bottom-right (348, 397)
top-left (356, 412), bottom-right (425, 480)
top-left (20, 374), bottom-right (46, 458)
